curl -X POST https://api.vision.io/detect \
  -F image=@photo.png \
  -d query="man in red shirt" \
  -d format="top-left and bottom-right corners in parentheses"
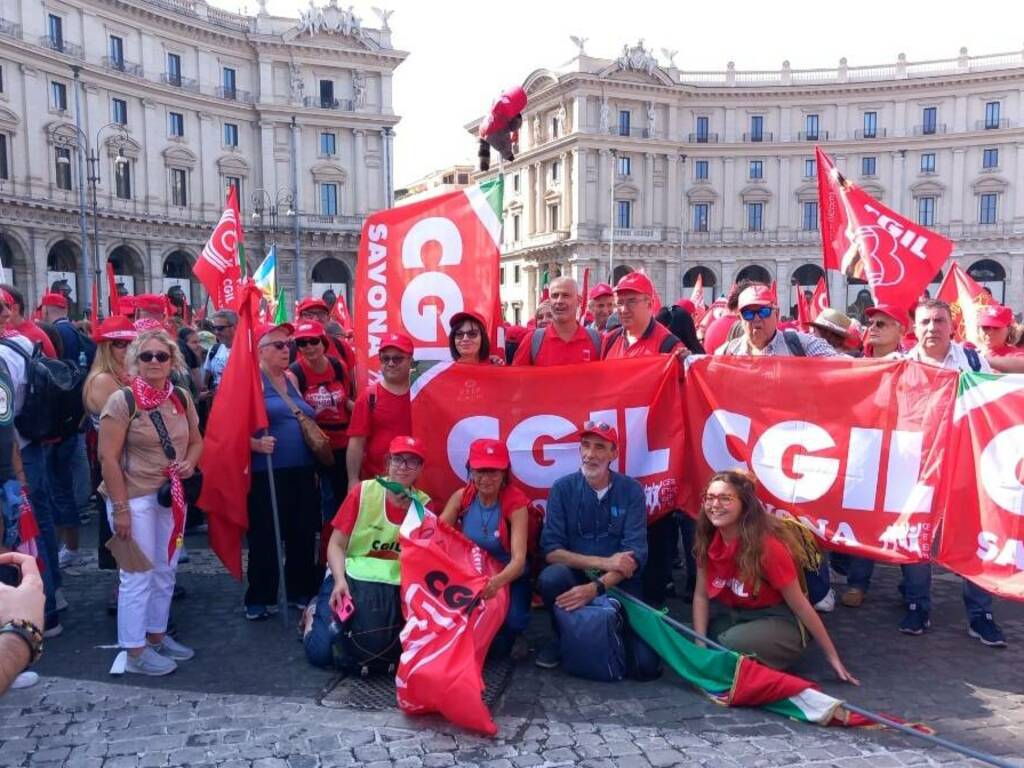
top-left (601, 272), bottom-right (682, 359)
top-left (587, 282), bottom-right (615, 332)
top-left (345, 333), bottom-right (414, 491)
top-left (1, 285), bottom-right (56, 358)
top-left (976, 305), bottom-right (1023, 357)
top-left (513, 277), bottom-right (601, 366)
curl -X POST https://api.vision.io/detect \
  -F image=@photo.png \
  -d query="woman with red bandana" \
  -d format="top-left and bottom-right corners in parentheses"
top-left (99, 329), bottom-right (202, 676)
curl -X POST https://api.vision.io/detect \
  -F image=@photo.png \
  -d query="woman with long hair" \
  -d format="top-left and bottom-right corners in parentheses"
top-left (447, 311), bottom-right (503, 365)
top-left (692, 470), bottom-right (857, 682)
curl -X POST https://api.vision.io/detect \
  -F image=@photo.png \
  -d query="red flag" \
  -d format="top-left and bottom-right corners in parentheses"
top-left (194, 186), bottom-right (242, 311)
top-left (106, 262), bottom-right (121, 316)
top-left (331, 293), bottom-right (355, 334)
top-left (936, 261), bottom-right (997, 342)
top-left (809, 277), bottom-right (829, 322)
top-left (796, 288), bottom-right (812, 330)
top-left (197, 284), bottom-right (268, 579)
top-left (689, 274), bottom-right (707, 324)
top-left (817, 147), bottom-right (952, 311)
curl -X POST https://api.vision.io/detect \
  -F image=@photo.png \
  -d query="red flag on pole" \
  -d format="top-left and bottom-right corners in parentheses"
top-left (689, 274), bottom-right (707, 324)
top-left (796, 287), bottom-right (811, 330)
top-left (331, 293), bottom-right (355, 334)
top-left (936, 261), bottom-right (997, 342)
top-left (809, 277), bottom-right (829, 321)
top-left (197, 283), bottom-right (268, 579)
top-left (194, 185), bottom-right (243, 311)
top-left (106, 262), bottom-right (120, 316)
top-left (817, 146), bottom-right (953, 311)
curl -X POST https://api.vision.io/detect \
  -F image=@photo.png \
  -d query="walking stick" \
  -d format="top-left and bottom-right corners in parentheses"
top-left (263, 436), bottom-right (290, 629)
top-left (610, 588), bottom-right (1016, 768)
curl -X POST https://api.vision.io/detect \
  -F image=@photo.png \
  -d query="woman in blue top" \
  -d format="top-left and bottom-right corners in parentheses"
top-left (440, 438), bottom-right (532, 658)
top-left (246, 321), bottom-right (321, 620)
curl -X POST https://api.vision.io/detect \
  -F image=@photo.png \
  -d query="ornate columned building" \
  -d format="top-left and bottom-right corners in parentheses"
top-left (470, 43), bottom-right (1024, 321)
top-left (0, 0), bottom-right (405, 309)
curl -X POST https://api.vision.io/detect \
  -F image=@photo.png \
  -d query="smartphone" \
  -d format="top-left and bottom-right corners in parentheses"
top-left (333, 594), bottom-right (355, 622)
top-left (0, 563), bottom-right (20, 588)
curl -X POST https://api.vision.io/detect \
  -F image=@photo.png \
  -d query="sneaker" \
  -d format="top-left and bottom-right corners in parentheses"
top-left (840, 588), bottom-right (866, 608)
top-left (150, 635), bottom-right (195, 661)
top-left (124, 646), bottom-right (177, 676)
top-left (43, 620), bottom-right (63, 638)
top-left (813, 588), bottom-right (836, 613)
top-left (899, 604), bottom-right (931, 635)
top-left (245, 604), bottom-right (271, 621)
top-left (58, 547), bottom-right (81, 569)
top-left (968, 613), bottom-right (1007, 648)
top-left (534, 639), bottom-right (561, 669)
top-left (55, 588), bottom-right (69, 612)
top-left (12, 671), bottom-right (39, 689)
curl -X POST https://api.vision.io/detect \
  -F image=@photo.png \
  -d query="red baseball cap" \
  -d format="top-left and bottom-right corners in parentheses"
top-left (504, 325), bottom-right (528, 344)
top-left (737, 285), bottom-right (777, 311)
top-left (468, 438), bottom-right (510, 470)
top-left (614, 272), bottom-right (654, 297)
top-left (589, 282), bottom-right (613, 299)
top-left (94, 315), bottom-right (138, 342)
top-left (449, 310), bottom-right (487, 332)
top-left (388, 435), bottom-right (425, 461)
top-left (675, 298), bottom-right (696, 313)
top-left (255, 321), bottom-right (294, 342)
top-left (0, 288), bottom-right (14, 308)
top-left (865, 304), bottom-right (911, 328)
top-left (579, 419), bottom-right (618, 447)
top-left (134, 294), bottom-right (167, 315)
top-left (40, 292), bottom-right (68, 309)
top-left (296, 297), bottom-right (329, 316)
top-left (379, 332), bottom-right (414, 355)
top-left (119, 295), bottom-right (137, 316)
top-left (293, 320), bottom-right (328, 342)
top-left (977, 304), bottom-right (1013, 329)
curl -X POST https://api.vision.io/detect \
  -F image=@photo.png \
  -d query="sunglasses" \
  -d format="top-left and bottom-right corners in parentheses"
top-left (295, 338), bottom-right (322, 348)
top-left (111, 340), bottom-right (131, 349)
top-left (260, 340), bottom-right (289, 351)
top-left (380, 354), bottom-right (408, 365)
top-left (138, 351), bottom-right (171, 363)
top-left (454, 329), bottom-right (480, 340)
top-left (867, 319), bottom-right (891, 329)
top-left (212, 325), bottom-right (233, 333)
top-left (583, 420), bottom-right (613, 432)
top-left (740, 306), bottom-right (774, 321)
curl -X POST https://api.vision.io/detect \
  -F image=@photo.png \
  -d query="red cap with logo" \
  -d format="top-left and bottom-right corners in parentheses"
top-left (94, 315), bottom-right (138, 342)
top-left (134, 294), bottom-right (168, 315)
top-left (579, 419), bottom-right (618, 447)
top-left (40, 292), bottom-right (68, 309)
top-left (865, 303), bottom-right (911, 328)
top-left (379, 332), bottom-right (414, 355)
top-left (589, 282), bottom-right (614, 299)
top-left (614, 272), bottom-right (654, 297)
top-left (388, 435), bottom-right (425, 461)
top-left (293, 320), bottom-right (328, 341)
top-left (449, 310), bottom-right (487, 332)
top-left (674, 298), bottom-right (696, 313)
top-left (467, 438), bottom-right (510, 470)
top-left (737, 285), bottom-right (777, 311)
top-left (255, 321), bottom-right (294, 342)
top-left (977, 304), bottom-right (1013, 329)
top-left (296, 297), bottom-right (330, 316)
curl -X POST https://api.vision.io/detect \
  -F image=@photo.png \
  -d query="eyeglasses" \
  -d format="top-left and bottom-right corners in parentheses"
top-left (212, 325), bottom-right (232, 333)
top-left (615, 297), bottom-right (645, 309)
top-left (454, 329), bottom-right (480, 340)
top-left (295, 338), bottom-right (321, 348)
top-left (380, 354), bottom-right (408, 366)
top-left (300, 311), bottom-right (327, 319)
top-left (583, 420), bottom-right (613, 432)
top-left (260, 340), bottom-right (289, 351)
top-left (390, 454), bottom-right (422, 469)
top-left (740, 306), bottom-right (774, 321)
top-left (110, 340), bottom-right (130, 349)
top-left (867, 319), bottom-right (891, 329)
top-left (138, 351), bottom-right (171, 363)
top-left (702, 493), bottom-right (738, 507)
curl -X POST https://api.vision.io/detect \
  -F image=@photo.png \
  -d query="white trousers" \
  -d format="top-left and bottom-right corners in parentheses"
top-left (106, 494), bottom-right (180, 649)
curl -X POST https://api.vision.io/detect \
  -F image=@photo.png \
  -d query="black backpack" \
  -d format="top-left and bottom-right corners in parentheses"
top-left (0, 338), bottom-right (86, 441)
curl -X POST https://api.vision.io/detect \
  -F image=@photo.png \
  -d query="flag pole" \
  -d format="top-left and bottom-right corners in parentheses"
top-left (263, 442), bottom-right (290, 629)
top-left (610, 589), bottom-right (1015, 768)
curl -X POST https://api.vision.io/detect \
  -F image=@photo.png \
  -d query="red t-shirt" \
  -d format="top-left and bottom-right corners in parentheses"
top-left (705, 314), bottom-right (738, 355)
top-left (17, 321), bottom-right (57, 358)
top-left (602, 318), bottom-right (681, 359)
top-left (347, 384), bottom-right (412, 479)
top-left (291, 357), bottom-right (350, 450)
top-left (704, 533), bottom-right (798, 609)
top-left (990, 344), bottom-right (1024, 358)
top-left (331, 481), bottom-right (435, 535)
top-left (511, 323), bottom-right (601, 366)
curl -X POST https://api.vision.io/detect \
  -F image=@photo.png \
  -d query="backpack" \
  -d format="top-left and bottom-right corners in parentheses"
top-left (781, 330), bottom-right (807, 357)
top-left (601, 326), bottom-right (679, 358)
top-left (333, 576), bottom-right (403, 674)
top-left (774, 517), bottom-right (825, 600)
top-left (0, 338), bottom-right (86, 441)
top-left (554, 596), bottom-right (627, 681)
top-left (529, 326), bottom-right (601, 363)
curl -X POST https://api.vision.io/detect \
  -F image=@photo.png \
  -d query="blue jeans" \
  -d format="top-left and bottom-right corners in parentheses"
top-left (538, 564), bottom-right (642, 634)
top-left (900, 562), bottom-right (993, 619)
top-left (845, 557), bottom-right (876, 592)
top-left (304, 573), bottom-right (339, 669)
top-left (22, 442), bottom-right (60, 622)
top-left (48, 434), bottom-right (82, 529)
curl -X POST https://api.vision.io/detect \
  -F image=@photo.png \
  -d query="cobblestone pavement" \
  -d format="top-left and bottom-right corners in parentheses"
top-left (3, 525), bottom-right (1023, 768)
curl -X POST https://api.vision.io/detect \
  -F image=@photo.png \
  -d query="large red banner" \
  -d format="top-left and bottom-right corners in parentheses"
top-left (354, 179), bottom-right (503, 382)
top-left (410, 357), bottom-right (686, 523)
top-left (682, 356), bottom-right (958, 563)
top-left (937, 374), bottom-right (1024, 599)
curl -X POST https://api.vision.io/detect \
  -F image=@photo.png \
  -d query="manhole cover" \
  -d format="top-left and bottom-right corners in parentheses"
top-left (318, 655), bottom-right (516, 711)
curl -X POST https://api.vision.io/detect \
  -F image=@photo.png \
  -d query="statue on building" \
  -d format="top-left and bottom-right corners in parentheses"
top-left (372, 7), bottom-right (394, 31)
top-left (646, 102), bottom-right (656, 136)
top-left (556, 102), bottom-right (567, 133)
top-left (660, 48), bottom-right (678, 68)
top-left (289, 63), bottom-right (304, 104)
top-left (599, 98), bottom-right (610, 133)
top-left (353, 70), bottom-right (367, 108)
top-left (298, 0), bottom-right (325, 35)
top-left (569, 35), bottom-right (587, 57)
top-left (616, 40), bottom-right (658, 76)
top-left (532, 114), bottom-right (541, 143)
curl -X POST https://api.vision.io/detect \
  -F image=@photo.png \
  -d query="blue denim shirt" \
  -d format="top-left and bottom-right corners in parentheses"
top-left (540, 470), bottom-right (648, 570)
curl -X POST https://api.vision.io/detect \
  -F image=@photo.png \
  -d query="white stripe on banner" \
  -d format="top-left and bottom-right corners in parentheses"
top-left (954, 375), bottom-right (1024, 422)
top-left (464, 186), bottom-right (501, 248)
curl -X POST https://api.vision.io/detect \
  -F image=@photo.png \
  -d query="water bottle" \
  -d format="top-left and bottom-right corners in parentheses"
top-left (78, 350), bottom-right (87, 368)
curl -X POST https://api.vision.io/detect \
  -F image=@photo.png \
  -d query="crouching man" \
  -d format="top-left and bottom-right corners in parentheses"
top-left (535, 421), bottom-right (660, 679)
top-left (302, 436), bottom-right (431, 674)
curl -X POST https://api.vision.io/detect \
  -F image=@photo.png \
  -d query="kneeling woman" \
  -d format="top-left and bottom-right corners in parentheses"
top-left (692, 471), bottom-right (858, 683)
top-left (440, 438), bottom-right (531, 658)
top-left (303, 435), bottom-right (431, 673)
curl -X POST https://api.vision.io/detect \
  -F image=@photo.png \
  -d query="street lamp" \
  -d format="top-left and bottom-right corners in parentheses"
top-left (250, 186), bottom-right (297, 297)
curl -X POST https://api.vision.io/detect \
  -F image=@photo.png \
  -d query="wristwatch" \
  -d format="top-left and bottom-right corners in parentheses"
top-left (0, 619), bottom-right (44, 664)
top-left (592, 579), bottom-right (607, 597)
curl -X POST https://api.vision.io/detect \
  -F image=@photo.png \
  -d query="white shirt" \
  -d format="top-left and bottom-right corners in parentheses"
top-left (721, 328), bottom-right (839, 358)
top-left (203, 342), bottom-right (231, 386)
top-left (905, 341), bottom-right (992, 373)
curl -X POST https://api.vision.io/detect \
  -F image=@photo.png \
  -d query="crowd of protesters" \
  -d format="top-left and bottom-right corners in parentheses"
top-left (2, 268), bottom-right (1023, 695)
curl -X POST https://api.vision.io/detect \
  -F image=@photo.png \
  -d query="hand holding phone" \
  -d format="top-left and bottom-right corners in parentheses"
top-left (333, 594), bottom-right (355, 623)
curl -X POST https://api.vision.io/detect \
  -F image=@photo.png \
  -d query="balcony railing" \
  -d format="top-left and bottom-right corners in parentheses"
top-left (742, 132), bottom-right (773, 142)
top-left (216, 86), bottom-right (252, 104)
top-left (102, 56), bottom-right (144, 78)
top-left (0, 17), bottom-right (21, 38)
top-left (977, 119), bottom-right (1011, 130)
top-left (797, 131), bottom-right (828, 141)
top-left (607, 127), bottom-right (652, 139)
top-left (682, 222), bottom-right (1024, 245)
top-left (854, 128), bottom-right (886, 139)
top-left (687, 133), bottom-right (719, 143)
top-left (912, 124), bottom-right (946, 136)
top-left (296, 213), bottom-right (363, 229)
top-left (303, 96), bottom-right (354, 111)
top-left (527, 230), bottom-right (570, 247)
top-left (602, 227), bottom-right (663, 242)
top-left (39, 35), bottom-right (83, 58)
top-left (161, 73), bottom-right (199, 92)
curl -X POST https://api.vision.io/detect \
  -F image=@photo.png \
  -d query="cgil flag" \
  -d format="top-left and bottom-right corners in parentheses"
top-left (816, 147), bottom-right (952, 311)
top-left (253, 246), bottom-right (277, 303)
top-left (936, 261), bottom-right (997, 342)
top-left (194, 185), bottom-right (243, 310)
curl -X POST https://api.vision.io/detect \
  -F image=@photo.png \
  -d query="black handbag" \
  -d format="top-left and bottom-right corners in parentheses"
top-left (149, 409), bottom-right (203, 508)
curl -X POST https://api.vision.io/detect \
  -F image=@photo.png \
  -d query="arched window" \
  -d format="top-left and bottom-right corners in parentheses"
top-left (735, 264), bottom-right (771, 285)
top-left (967, 258), bottom-right (1007, 303)
top-left (311, 257), bottom-right (353, 306)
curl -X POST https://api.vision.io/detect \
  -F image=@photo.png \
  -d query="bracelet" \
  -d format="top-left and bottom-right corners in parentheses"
top-left (112, 501), bottom-right (130, 514)
top-left (592, 578), bottom-right (607, 597)
top-left (0, 619), bottom-right (44, 664)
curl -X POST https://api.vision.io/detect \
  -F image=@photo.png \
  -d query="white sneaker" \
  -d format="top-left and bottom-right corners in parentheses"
top-left (124, 646), bottom-right (177, 676)
top-left (814, 588), bottom-right (836, 613)
top-left (58, 547), bottom-right (81, 568)
top-left (55, 588), bottom-right (69, 612)
top-left (12, 671), bottom-right (39, 689)
top-left (150, 635), bottom-right (194, 661)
